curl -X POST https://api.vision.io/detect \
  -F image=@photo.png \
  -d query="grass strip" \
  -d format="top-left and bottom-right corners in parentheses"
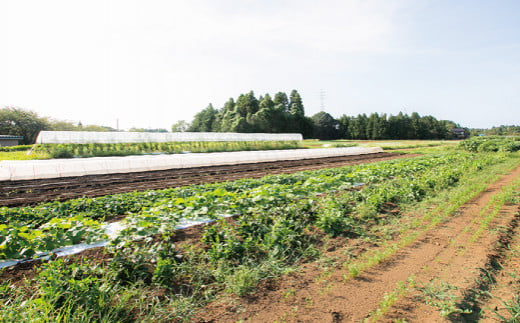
top-left (470, 176), bottom-right (520, 243)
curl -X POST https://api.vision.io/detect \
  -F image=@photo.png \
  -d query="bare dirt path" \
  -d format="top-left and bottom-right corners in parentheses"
top-left (198, 165), bottom-right (520, 323)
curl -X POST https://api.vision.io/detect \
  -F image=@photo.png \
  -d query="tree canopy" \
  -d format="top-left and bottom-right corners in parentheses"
top-left (186, 90), bottom-right (312, 136)
top-left (0, 107), bottom-right (48, 144)
top-left (311, 111), bottom-right (341, 140)
top-left (183, 90), bottom-right (467, 140)
top-left (0, 107), bottom-right (117, 144)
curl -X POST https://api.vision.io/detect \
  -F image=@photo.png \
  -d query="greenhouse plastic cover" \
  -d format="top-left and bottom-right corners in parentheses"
top-left (0, 147), bottom-right (383, 181)
top-left (35, 131), bottom-right (303, 144)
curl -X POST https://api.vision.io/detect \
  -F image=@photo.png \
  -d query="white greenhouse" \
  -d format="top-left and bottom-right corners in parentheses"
top-left (34, 131), bottom-right (303, 144)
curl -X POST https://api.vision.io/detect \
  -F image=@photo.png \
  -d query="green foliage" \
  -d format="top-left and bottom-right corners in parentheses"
top-left (0, 144), bottom-right (32, 152)
top-left (471, 125), bottom-right (520, 136)
top-left (188, 90), bottom-right (312, 137)
top-left (0, 108), bottom-right (117, 146)
top-left (419, 281), bottom-right (472, 317)
top-left (289, 89), bottom-right (305, 116)
top-left (109, 237), bottom-right (181, 286)
top-left (6, 258), bottom-right (131, 321)
top-left (339, 112), bottom-right (463, 140)
top-left (459, 136), bottom-right (520, 153)
top-left (4, 149), bottom-right (509, 262)
top-left (31, 140), bottom-right (301, 158)
top-left (49, 120), bottom-right (116, 132)
top-left (315, 196), bottom-right (356, 236)
top-left (1, 150), bottom-right (518, 321)
top-left (0, 216), bottom-right (105, 259)
top-left (187, 104), bottom-right (219, 132)
top-left (185, 90), bottom-right (467, 140)
top-left (490, 294), bottom-right (520, 322)
top-left (311, 111), bottom-right (341, 140)
top-left (0, 107), bottom-right (48, 144)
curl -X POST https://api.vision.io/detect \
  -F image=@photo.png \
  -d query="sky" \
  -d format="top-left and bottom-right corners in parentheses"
top-left (1, 0), bottom-right (519, 130)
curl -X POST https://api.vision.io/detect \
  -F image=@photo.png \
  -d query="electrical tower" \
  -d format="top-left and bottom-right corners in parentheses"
top-left (319, 89), bottom-right (326, 111)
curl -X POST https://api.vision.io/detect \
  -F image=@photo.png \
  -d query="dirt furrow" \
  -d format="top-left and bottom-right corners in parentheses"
top-left (198, 165), bottom-right (520, 322)
top-left (383, 202), bottom-right (520, 322)
top-left (478, 209), bottom-right (520, 322)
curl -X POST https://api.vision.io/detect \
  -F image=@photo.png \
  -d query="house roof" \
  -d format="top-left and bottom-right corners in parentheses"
top-left (0, 135), bottom-right (24, 140)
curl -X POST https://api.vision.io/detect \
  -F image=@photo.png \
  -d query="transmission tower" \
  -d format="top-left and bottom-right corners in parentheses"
top-left (319, 89), bottom-right (326, 111)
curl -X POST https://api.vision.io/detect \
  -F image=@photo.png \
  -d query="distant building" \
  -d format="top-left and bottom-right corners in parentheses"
top-left (451, 128), bottom-right (467, 139)
top-left (0, 135), bottom-right (23, 147)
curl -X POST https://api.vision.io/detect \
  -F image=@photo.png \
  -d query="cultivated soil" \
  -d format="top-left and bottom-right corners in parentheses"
top-left (196, 165), bottom-right (520, 322)
top-left (0, 152), bottom-right (410, 207)
top-left (2, 154), bottom-right (519, 323)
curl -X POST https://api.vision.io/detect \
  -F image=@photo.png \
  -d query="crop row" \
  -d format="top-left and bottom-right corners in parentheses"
top-left (31, 140), bottom-right (301, 158)
top-left (0, 152), bottom-right (508, 260)
top-left (0, 145), bottom-right (33, 152)
top-left (0, 153), bottom-right (452, 228)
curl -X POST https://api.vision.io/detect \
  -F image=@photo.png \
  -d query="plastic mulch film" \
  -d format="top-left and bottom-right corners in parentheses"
top-left (0, 147), bottom-right (384, 181)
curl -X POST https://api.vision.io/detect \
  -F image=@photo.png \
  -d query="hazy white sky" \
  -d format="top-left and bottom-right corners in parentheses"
top-left (1, 0), bottom-right (519, 130)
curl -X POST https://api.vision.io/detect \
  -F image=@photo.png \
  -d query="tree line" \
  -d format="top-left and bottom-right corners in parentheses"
top-left (324, 111), bottom-right (463, 140)
top-left (470, 125), bottom-right (520, 136)
top-left (2, 89), bottom-right (482, 146)
top-left (187, 90), bottom-right (314, 137)
top-left (186, 90), bottom-right (467, 140)
top-left (0, 107), bottom-right (116, 144)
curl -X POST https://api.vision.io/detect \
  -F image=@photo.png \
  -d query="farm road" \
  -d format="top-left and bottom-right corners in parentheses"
top-left (198, 164), bottom-right (520, 322)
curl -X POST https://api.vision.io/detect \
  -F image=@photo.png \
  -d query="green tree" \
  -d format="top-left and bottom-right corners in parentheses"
top-left (259, 93), bottom-right (275, 111)
top-left (366, 113), bottom-right (388, 139)
top-left (188, 104), bottom-right (219, 132)
top-left (250, 94), bottom-right (277, 132)
top-left (82, 125), bottom-right (115, 132)
top-left (298, 116), bottom-right (315, 139)
top-left (311, 112), bottom-right (340, 140)
top-left (250, 108), bottom-right (273, 132)
top-left (273, 92), bottom-right (289, 112)
top-left (349, 114), bottom-right (368, 139)
top-left (289, 90), bottom-right (305, 116)
top-left (235, 91), bottom-right (259, 118)
top-left (222, 98), bottom-right (236, 113)
top-left (48, 120), bottom-right (78, 131)
top-left (218, 110), bottom-right (236, 132)
top-left (230, 116), bottom-right (249, 132)
top-left (337, 115), bottom-right (352, 139)
top-left (0, 107), bottom-right (49, 144)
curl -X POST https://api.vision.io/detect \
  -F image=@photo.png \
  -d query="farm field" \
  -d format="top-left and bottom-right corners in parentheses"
top-left (0, 151), bottom-right (401, 207)
top-left (0, 140), bottom-right (301, 161)
top-left (0, 139), bottom-right (452, 161)
top-left (0, 144), bottom-right (519, 322)
top-left (302, 139), bottom-right (458, 150)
